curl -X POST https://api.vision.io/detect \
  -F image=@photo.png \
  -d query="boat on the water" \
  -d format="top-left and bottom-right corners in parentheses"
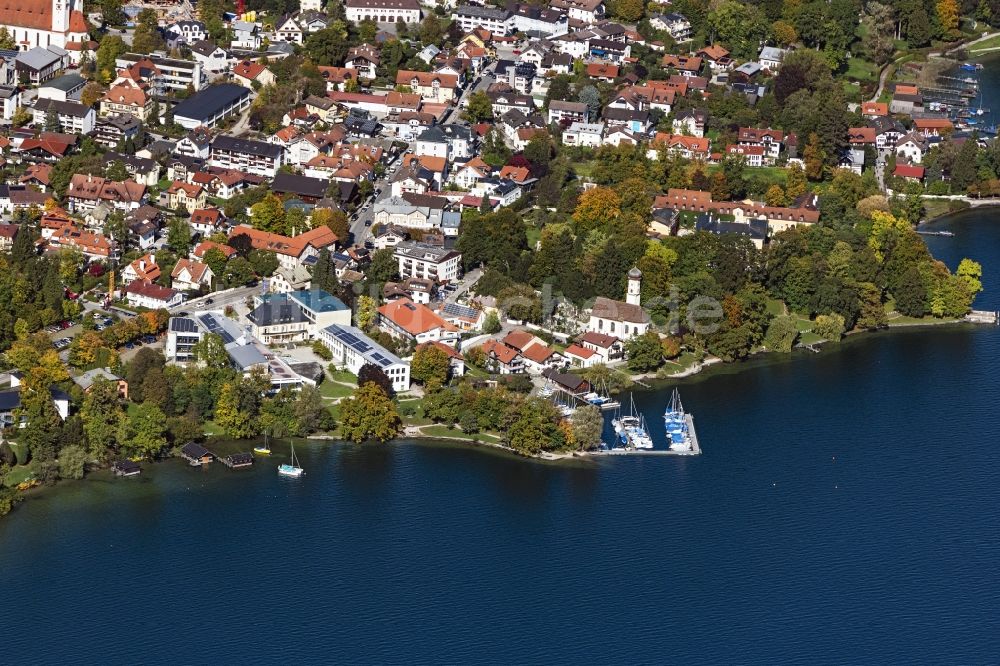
top-left (663, 389), bottom-right (694, 453)
top-left (960, 62), bottom-right (984, 72)
top-left (278, 440), bottom-right (305, 477)
top-left (253, 430), bottom-right (271, 455)
top-left (611, 394), bottom-right (653, 449)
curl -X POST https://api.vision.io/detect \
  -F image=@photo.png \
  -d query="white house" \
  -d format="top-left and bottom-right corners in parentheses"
top-left (124, 280), bottom-right (183, 310)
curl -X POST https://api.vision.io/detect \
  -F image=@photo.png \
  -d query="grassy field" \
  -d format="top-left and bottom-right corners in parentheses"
top-left (3, 465), bottom-right (33, 487)
top-left (318, 380), bottom-right (355, 400)
top-left (969, 34), bottom-right (1000, 53)
top-left (845, 57), bottom-right (879, 82)
top-left (327, 369), bottom-right (358, 383)
top-left (419, 424), bottom-right (503, 443)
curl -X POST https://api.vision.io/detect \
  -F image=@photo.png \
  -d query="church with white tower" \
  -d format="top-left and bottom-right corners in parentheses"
top-left (0, 0), bottom-right (89, 50)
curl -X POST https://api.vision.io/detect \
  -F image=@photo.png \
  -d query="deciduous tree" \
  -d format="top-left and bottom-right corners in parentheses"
top-left (338, 383), bottom-right (401, 443)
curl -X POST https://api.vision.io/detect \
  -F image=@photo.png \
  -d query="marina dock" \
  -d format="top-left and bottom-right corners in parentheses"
top-left (966, 310), bottom-right (999, 324)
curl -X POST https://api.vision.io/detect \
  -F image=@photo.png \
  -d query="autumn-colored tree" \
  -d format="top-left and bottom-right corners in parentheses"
top-left (311, 207), bottom-right (349, 240)
top-left (765, 184), bottom-right (788, 207)
top-left (803, 133), bottom-right (825, 181)
top-left (771, 20), bottom-right (798, 47)
top-left (355, 295), bottom-right (378, 331)
top-left (338, 383), bottom-right (402, 443)
top-left (571, 187), bottom-right (621, 235)
top-left (785, 162), bottom-right (807, 200)
top-left (410, 344), bottom-right (451, 387)
top-left (250, 194), bottom-right (288, 235)
top-left (936, 0), bottom-right (959, 35)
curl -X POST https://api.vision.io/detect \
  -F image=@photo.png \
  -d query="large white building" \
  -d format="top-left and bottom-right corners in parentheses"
top-left (0, 0), bottom-right (89, 51)
top-left (344, 0), bottom-right (421, 24)
top-left (318, 323), bottom-right (411, 393)
top-left (394, 241), bottom-right (461, 284)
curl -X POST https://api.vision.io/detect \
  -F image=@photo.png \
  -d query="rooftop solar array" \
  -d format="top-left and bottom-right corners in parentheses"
top-left (169, 316), bottom-right (198, 333)
top-left (324, 324), bottom-right (403, 369)
top-left (196, 312), bottom-right (239, 344)
top-left (442, 302), bottom-right (478, 319)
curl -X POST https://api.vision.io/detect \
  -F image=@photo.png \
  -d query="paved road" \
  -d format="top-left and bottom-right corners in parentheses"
top-left (174, 285), bottom-right (261, 316)
top-left (349, 153), bottom-right (407, 243)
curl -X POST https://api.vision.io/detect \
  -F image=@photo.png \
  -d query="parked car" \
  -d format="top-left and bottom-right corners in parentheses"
top-left (205, 298), bottom-right (215, 305)
top-left (124, 342), bottom-right (135, 350)
top-left (142, 335), bottom-right (156, 344)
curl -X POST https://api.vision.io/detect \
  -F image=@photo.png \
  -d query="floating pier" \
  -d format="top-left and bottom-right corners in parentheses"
top-left (966, 310), bottom-right (999, 324)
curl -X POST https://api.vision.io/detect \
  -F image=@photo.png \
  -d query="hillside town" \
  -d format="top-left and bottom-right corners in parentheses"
top-left (0, 0), bottom-right (992, 498)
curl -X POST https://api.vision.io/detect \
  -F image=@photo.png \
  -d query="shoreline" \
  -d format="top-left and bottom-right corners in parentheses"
top-left (3, 312), bottom-right (993, 514)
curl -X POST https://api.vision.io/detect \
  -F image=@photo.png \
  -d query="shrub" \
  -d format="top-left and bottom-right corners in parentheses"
top-left (312, 340), bottom-right (333, 361)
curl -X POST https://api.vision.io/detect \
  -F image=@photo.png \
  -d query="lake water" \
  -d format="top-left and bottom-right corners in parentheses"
top-left (2, 208), bottom-right (998, 663)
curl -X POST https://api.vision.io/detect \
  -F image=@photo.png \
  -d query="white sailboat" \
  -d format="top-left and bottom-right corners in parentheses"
top-left (664, 388), bottom-right (693, 452)
top-left (277, 439), bottom-right (305, 477)
top-left (611, 393), bottom-right (653, 449)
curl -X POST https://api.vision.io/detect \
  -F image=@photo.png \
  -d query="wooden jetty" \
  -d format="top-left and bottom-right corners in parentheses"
top-left (221, 452), bottom-right (254, 469)
top-left (112, 460), bottom-right (141, 477)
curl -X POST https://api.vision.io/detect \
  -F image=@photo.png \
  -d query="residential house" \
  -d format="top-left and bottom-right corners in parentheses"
top-left (396, 70), bottom-right (459, 103)
top-left (233, 60), bottom-right (276, 88)
top-left (379, 297), bottom-right (459, 346)
top-left (563, 120), bottom-right (603, 147)
top-left (737, 127), bottom-right (785, 165)
top-left (394, 240), bottom-right (461, 283)
top-left (578, 331), bottom-right (623, 363)
top-left (189, 207), bottom-right (227, 237)
top-left (344, 0), bottom-right (422, 24)
top-left (210, 135), bottom-right (285, 177)
top-left (189, 40), bottom-right (228, 74)
top-left (650, 12), bottom-right (691, 41)
top-left (481, 338), bottom-right (524, 374)
top-left (66, 174), bottom-right (146, 213)
top-left (896, 131), bottom-right (927, 164)
top-left (160, 181), bottom-right (207, 213)
top-left (548, 99), bottom-right (588, 125)
top-left (697, 44), bottom-right (733, 71)
top-left (170, 258), bottom-right (214, 291)
top-left (672, 109), bottom-right (706, 137)
top-left (32, 98), bottom-right (95, 134)
top-left (759, 46), bottom-right (789, 71)
top-left (121, 253), bottom-right (160, 286)
top-left (345, 44), bottom-right (380, 79)
top-left (124, 280), bottom-right (183, 310)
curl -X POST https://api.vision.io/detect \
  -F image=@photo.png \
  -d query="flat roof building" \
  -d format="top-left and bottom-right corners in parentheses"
top-left (318, 323), bottom-right (410, 393)
top-left (173, 84), bottom-right (253, 130)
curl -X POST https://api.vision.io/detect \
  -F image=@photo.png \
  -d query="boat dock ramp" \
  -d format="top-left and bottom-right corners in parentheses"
top-left (593, 411), bottom-right (702, 456)
top-left (966, 310), bottom-right (999, 324)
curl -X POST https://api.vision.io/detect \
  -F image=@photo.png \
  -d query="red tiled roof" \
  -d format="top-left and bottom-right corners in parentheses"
top-left (379, 297), bottom-right (457, 336)
top-left (564, 343), bottom-right (595, 359)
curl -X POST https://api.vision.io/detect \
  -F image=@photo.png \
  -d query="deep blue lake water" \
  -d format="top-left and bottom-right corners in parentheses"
top-left (2, 209), bottom-right (998, 663)
top-left (8, 97), bottom-right (1000, 663)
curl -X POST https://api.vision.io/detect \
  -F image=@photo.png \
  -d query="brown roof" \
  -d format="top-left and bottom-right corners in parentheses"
top-left (171, 258), bottom-right (211, 283)
top-left (102, 84), bottom-right (148, 107)
top-left (564, 343), bottom-right (595, 359)
top-left (591, 296), bottom-right (649, 324)
top-left (68, 174), bottom-right (146, 204)
top-left (501, 329), bottom-right (537, 352)
top-left (125, 279), bottom-right (178, 302)
top-left (579, 331), bottom-right (619, 348)
top-left (396, 70), bottom-right (459, 89)
top-left (228, 224), bottom-right (337, 257)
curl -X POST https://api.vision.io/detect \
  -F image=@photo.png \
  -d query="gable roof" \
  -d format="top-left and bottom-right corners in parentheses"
top-left (379, 297), bottom-right (457, 336)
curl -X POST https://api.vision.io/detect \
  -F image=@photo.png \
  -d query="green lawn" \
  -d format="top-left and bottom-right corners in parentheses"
top-left (318, 380), bottom-right (355, 400)
top-left (327, 369), bottom-right (357, 384)
top-left (799, 331), bottom-right (824, 345)
top-left (845, 57), bottom-right (879, 82)
top-left (203, 419), bottom-right (226, 436)
top-left (3, 465), bottom-right (33, 487)
top-left (573, 160), bottom-right (597, 179)
top-left (766, 298), bottom-right (786, 316)
top-left (420, 424), bottom-right (503, 442)
top-left (969, 34), bottom-right (1000, 53)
